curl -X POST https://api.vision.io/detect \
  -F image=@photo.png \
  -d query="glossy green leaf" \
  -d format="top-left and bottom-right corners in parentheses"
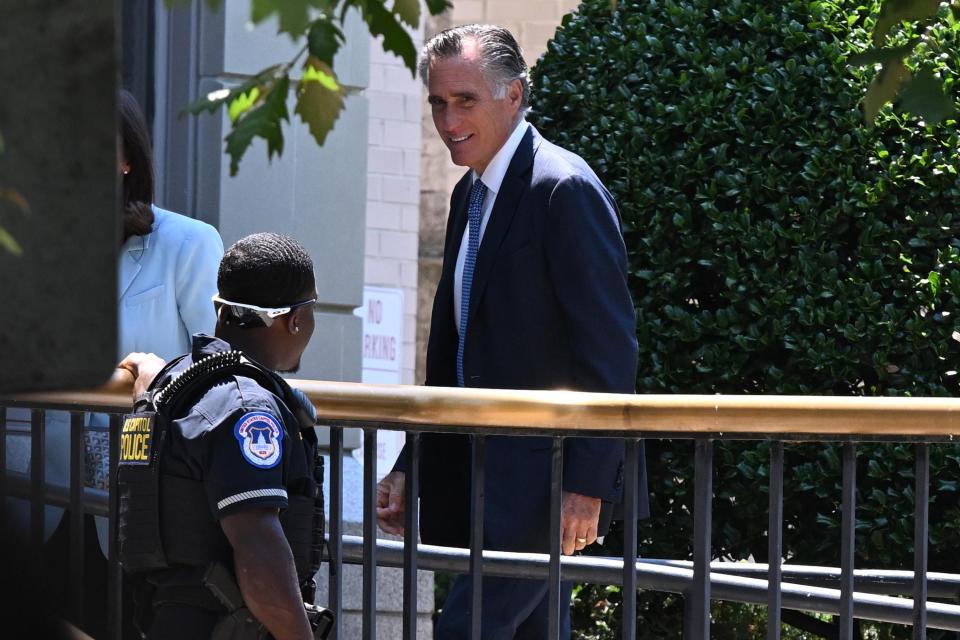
top-left (357, 0), bottom-right (417, 72)
top-left (424, 0), bottom-right (451, 15)
top-left (225, 75), bottom-right (291, 176)
top-left (174, 0), bottom-right (430, 172)
top-left (181, 68), bottom-right (280, 117)
top-left (393, 0), bottom-right (420, 28)
top-left (251, 0), bottom-right (314, 38)
top-left (307, 16), bottom-right (345, 66)
top-left (295, 57), bottom-right (345, 146)
top-left (229, 87), bottom-right (262, 123)
top-left (183, 88), bottom-right (234, 116)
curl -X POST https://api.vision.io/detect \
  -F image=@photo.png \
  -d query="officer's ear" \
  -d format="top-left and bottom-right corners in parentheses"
top-left (285, 313), bottom-right (302, 336)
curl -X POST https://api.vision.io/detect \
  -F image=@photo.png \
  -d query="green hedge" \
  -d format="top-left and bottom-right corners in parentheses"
top-left (530, 0), bottom-right (960, 637)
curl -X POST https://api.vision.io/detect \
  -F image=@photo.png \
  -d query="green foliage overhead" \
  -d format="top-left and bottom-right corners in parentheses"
top-left (531, 0), bottom-right (960, 637)
top-left (172, 0), bottom-right (451, 175)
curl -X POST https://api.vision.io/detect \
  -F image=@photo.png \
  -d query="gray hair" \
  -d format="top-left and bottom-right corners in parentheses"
top-left (418, 24), bottom-right (530, 110)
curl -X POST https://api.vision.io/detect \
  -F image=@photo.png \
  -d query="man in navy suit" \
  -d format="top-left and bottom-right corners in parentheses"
top-left (377, 24), bottom-right (648, 638)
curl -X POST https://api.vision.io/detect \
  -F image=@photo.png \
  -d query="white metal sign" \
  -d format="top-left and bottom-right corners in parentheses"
top-left (354, 286), bottom-right (405, 479)
top-left (358, 286), bottom-right (403, 382)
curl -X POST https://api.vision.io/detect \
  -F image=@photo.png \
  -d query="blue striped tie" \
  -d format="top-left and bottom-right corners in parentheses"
top-left (457, 178), bottom-right (487, 387)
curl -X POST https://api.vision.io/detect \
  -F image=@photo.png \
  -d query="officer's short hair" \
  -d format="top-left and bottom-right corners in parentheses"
top-left (218, 233), bottom-right (315, 308)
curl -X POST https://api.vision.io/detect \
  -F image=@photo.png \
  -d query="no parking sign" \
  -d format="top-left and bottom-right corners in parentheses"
top-left (354, 286), bottom-right (405, 479)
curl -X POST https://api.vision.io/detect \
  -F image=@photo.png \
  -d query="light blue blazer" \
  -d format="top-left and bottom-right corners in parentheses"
top-left (118, 205), bottom-right (224, 361)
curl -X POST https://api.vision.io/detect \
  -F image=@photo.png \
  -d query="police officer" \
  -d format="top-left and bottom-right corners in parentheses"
top-left (118, 233), bottom-right (325, 640)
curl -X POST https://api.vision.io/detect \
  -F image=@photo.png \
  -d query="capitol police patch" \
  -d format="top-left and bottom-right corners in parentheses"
top-left (234, 412), bottom-right (284, 469)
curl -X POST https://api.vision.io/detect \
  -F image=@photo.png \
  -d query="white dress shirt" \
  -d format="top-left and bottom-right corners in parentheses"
top-left (454, 119), bottom-right (529, 334)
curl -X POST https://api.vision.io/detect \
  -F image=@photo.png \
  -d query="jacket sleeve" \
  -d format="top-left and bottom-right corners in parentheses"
top-left (174, 220), bottom-right (224, 337)
top-left (544, 173), bottom-right (638, 500)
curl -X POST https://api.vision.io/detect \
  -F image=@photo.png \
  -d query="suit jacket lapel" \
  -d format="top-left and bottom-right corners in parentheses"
top-left (118, 234), bottom-right (147, 300)
top-left (466, 125), bottom-right (538, 326)
top-left (435, 174), bottom-right (472, 311)
top-left (445, 177), bottom-right (472, 271)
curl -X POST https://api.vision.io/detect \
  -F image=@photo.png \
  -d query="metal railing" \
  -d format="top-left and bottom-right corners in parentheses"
top-left (5, 381), bottom-right (960, 639)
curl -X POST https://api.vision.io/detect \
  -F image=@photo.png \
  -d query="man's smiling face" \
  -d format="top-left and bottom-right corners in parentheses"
top-left (427, 38), bottom-right (522, 176)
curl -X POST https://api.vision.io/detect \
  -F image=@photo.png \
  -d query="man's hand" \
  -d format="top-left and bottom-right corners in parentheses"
top-left (116, 352), bottom-right (166, 400)
top-left (376, 471), bottom-right (406, 536)
top-left (561, 491), bottom-right (601, 556)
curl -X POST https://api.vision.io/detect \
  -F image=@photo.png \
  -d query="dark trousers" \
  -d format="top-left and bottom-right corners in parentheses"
top-left (435, 575), bottom-right (573, 640)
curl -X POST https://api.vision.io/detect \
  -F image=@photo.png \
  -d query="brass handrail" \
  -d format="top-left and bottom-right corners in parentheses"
top-left (4, 375), bottom-right (960, 437)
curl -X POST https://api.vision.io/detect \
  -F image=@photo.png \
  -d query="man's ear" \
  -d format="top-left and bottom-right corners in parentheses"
top-left (279, 313), bottom-right (300, 336)
top-left (508, 78), bottom-right (523, 108)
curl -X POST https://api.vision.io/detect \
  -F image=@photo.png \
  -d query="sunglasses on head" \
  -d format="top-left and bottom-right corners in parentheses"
top-left (212, 295), bottom-right (317, 328)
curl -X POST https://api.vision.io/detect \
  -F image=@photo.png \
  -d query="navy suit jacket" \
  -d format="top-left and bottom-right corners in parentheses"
top-left (407, 124), bottom-right (648, 549)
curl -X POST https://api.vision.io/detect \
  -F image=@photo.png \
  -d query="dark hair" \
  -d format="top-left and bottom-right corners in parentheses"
top-left (218, 233), bottom-right (315, 310)
top-left (119, 89), bottom-right (155, 241)
top-left (419, 24), bottom-right (530, 109)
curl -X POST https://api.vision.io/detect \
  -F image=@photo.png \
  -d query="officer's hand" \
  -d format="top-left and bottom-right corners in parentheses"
top-left (560, 491), bottom-right (601, 556)
top-left (117, 352), bottom-right (166, 400)
top-left (376, 471), bottom-right (406, 536)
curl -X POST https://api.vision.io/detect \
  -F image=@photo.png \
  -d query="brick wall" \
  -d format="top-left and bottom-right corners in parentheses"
top-left (365, 22), bottom-right (426, 385)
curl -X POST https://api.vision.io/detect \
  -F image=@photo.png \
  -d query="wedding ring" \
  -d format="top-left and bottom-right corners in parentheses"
top-left (576, 537), bottom-right (587, 543)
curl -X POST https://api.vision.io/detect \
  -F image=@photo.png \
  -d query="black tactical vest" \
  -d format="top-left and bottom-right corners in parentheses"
top-left (116, 350), bottom-right (325, 585)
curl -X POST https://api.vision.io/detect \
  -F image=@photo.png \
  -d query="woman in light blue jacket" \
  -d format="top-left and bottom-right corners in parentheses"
top-left (38, 90), bottom-right (224, 637)
top-left (76, 90), bottom-right (224, 492)
top-left (117, 90), bottom-right (223, 359)
top-left (117, 203), bottom-right (222, 357)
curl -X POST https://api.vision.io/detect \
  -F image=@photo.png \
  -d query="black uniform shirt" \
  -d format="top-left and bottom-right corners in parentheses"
top-left (156, 334), bottom-right (313, 522)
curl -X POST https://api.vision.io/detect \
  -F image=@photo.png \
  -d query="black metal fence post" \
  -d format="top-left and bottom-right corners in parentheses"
top-left (328, 427), bottom-right (344, 639)
top-left (362, 428), bottom-right (378, 640)
top-left (548, 437), bottom-right (563, 639)
top-left (469, 434), bottom-right (486, 640)
top-left (29, 409), bottom-right (45, 569)
top-left (403, 431), bottom-right (421, 640)
top-left (767, 441), bottom-right (784, 640)
top-left (68, 411), bottom-right (85, 626)
top-left (107, 413), bottom-right (122, 640)
top-left (913, 443), bottom-right (930, 640)
top-left (686, 438), bottom-right (714, 640)
top-left (839, 443), bottom-right (857, 640)
top-left (622, 438), bottom-right (640, 640)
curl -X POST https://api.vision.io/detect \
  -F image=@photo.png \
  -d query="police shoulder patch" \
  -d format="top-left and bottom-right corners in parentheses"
top-left (234, 411), bottom-right (284, 469)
